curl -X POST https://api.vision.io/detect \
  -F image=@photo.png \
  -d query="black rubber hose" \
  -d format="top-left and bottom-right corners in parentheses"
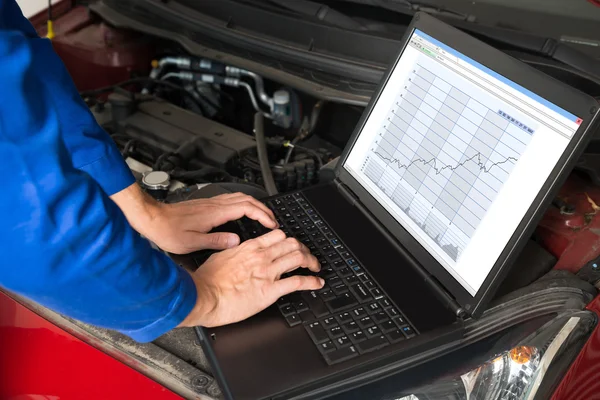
top-left (254, 112), bottom-right (278, 196)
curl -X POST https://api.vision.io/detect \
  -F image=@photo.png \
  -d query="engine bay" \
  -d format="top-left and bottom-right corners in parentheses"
top-left (86, 55), bottom-right (355, 199)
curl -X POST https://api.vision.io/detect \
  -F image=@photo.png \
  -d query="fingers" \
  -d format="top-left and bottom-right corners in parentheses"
top-left (273, 275), bottom-right (325, 299)
top-left (212, 193), bottom-right (277, 227)
top-left (247, 229), bottom-right (287, 249)
top-left (271, 249), bottom-right (320, 275)
top-left (196, 232), bottom-right (240, 250)
top-left (264, 237), bottom-right (308, 261)
top-left (217, 202), bottom-right (278, 229)
top-left (225, 194), bottom-right (276, 221)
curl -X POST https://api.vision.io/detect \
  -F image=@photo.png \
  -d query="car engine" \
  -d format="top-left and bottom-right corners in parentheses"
top-left (85, 56), bottom-right (352, 201)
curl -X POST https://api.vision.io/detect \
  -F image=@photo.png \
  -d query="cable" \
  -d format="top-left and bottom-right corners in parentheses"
top-left (254, 112), bottom-right (278, 195)
top-left (292, 100), bottom-right (325, 144)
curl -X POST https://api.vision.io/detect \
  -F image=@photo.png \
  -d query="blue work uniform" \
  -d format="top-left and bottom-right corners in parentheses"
top-left (0, 0), bottom-right (196, 342)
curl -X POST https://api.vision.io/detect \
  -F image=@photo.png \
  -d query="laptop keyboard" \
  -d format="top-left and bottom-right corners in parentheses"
top-left (236, 192), bottom-right (418, 365)
top-left (190, 192), bottom-right (418, 365)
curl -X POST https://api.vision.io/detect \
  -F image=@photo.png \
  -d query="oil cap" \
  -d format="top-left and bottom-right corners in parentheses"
top-left (141, 171), bottom-right (171, 201)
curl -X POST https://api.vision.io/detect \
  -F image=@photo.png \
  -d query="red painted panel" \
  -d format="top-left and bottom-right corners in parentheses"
top-left (537, 174), bottom-right (600, 273)
top-left (0, 291), bottom-right (182, 400)
top-left (551, 294), bottom-right (600, 400)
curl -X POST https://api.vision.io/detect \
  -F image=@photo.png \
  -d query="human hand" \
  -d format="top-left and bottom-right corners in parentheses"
top-left (178, 229), bottom-right (325, 328)
top-left (111, 184), bottom-right (278, 254)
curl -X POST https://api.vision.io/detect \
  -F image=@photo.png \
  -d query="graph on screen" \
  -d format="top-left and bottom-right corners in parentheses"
top-left (361, 64), bottom-right (534, 262)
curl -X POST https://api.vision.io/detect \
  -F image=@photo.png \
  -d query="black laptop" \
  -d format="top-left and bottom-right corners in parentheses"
top-left (190, 12), bottom-right (600, 400)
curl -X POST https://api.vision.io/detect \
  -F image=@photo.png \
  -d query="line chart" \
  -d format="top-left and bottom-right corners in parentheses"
top-left (360, 63), bottom-right (534, 262)
top-left (374, 151), bottom-right (518, 176)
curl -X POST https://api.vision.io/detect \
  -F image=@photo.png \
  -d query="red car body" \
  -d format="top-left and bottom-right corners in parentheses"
top-left (1, 3), bottom-right (600, 399)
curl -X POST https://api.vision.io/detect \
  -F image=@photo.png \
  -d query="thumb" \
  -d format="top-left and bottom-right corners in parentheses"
top-left (197, 232), bottom-right (240, 250)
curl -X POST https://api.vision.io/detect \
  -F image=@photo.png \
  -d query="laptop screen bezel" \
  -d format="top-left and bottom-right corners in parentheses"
top-left (335, 12), bottom-right (599, 317)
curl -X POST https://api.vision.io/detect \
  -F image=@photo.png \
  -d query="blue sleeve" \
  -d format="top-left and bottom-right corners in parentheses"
top-left (3, 0), bottom-right (134, 195)
top-left (0, 2), bottom-right (197, 342)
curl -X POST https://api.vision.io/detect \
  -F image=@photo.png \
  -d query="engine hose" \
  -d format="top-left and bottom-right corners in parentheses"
top-left (254, 112), bottom-right (278, 196)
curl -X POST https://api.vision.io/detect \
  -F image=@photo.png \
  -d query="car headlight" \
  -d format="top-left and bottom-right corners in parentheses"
top-left (396, 313), bottom-right (594, 400)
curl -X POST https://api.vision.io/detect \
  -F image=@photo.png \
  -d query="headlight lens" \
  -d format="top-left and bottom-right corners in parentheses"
top-left (397, 315), bottom-right (587, 400)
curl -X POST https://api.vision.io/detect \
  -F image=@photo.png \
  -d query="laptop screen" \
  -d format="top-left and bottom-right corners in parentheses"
top-left (343, 29), bottom-right (582, 296)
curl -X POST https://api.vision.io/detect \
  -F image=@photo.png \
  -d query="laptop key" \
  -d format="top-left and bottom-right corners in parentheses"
top-left (315, 237), bottom-right (327, 245)
top-left (356, 335), bottom-right (389, 354)
top-left (351, 265), bottom-right (364, 274)
top-left (323, 317), bottom-right (337, 328)
top-left (381, 320), bottom-right (397, 333)
top-left (370, 288), bottom-right (384, 299)
top-left (306, 321), bottom-right (329, 344)
top-left (327, 276), bottom-right (342, 287)
top-left (332, 284), bottom-right (349, 296)
top-left (329, 326), bottom-right (344, 339)
top-left (373, 311), bottom-right (389, 324)
top-left (359, 274), bottom-right (370, 283)
top-left (301, 291), bottom-right (330, 318)
top-left (387, 307), bottom-right (400, 318)
top-left (386, 329), bottom-right (405, 343)
top-left (350, 284), bottom-right (372, 304)
top-left (320, 289), bottom-right (336, 302)
top-left (334, 335), bottom-right (352, 348)
top-left (379, 298), bottom-right (392, 308)
top-left (286, 314), bottom-right (301, 327)
top-left (332, 260), bottom-right (346, 270)
top-left (326, 293), bottom-right (358, 312)
top-left (336, 312), bottom-right (353, 323)
top-left (342, 320), bottom-right (359, 333)
top-left (367, 302), bottom-right (381, 314)
top-left (319, 341), bottom-right (336, 354)
top-left (401, 325), bottom-right (416, 338)
top-left (324, 345), bottom-right (358, 364)
top-left (293, 300), bottom-right (309, 312)
top-left (338, 267), bottom-right (353, 278)
top-left (320, 245), bottom-right (333, 254)
top-left (366, 326), bottom-right (381, 338)
top-left (280, 305), bottom-right (295, 317)
top-left (351, 330), bottom-right (367, 343)
top-left (358, 316), bottom-right (375, 329)
top-left (277, 296), bottom-right (291, 307)
top-left (345, 276), bottom-right (359, 286)
top-left (364, 280), bottom-right (376, 290)
top-left (352, 307), bottom-right (367, 319)
top-left (320, 268), bottom-right (337, 279)
top-left (298, 310), bottom-right (316, 322)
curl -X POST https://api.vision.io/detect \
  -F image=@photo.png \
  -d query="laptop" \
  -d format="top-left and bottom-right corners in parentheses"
top-left (188, 12), bottom-right (600, 400)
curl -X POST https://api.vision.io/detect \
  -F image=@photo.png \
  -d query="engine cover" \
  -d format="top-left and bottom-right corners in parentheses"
top-left (93, 92), bottom-right (257, 170)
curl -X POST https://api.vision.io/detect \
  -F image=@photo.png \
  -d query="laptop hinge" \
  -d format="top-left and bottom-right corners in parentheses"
top-left (335, 180), bottom-right (468, 319)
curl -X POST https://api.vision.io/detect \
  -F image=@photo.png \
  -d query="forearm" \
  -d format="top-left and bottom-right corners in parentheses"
top-left (110, 182), bottom-right (162, 236)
